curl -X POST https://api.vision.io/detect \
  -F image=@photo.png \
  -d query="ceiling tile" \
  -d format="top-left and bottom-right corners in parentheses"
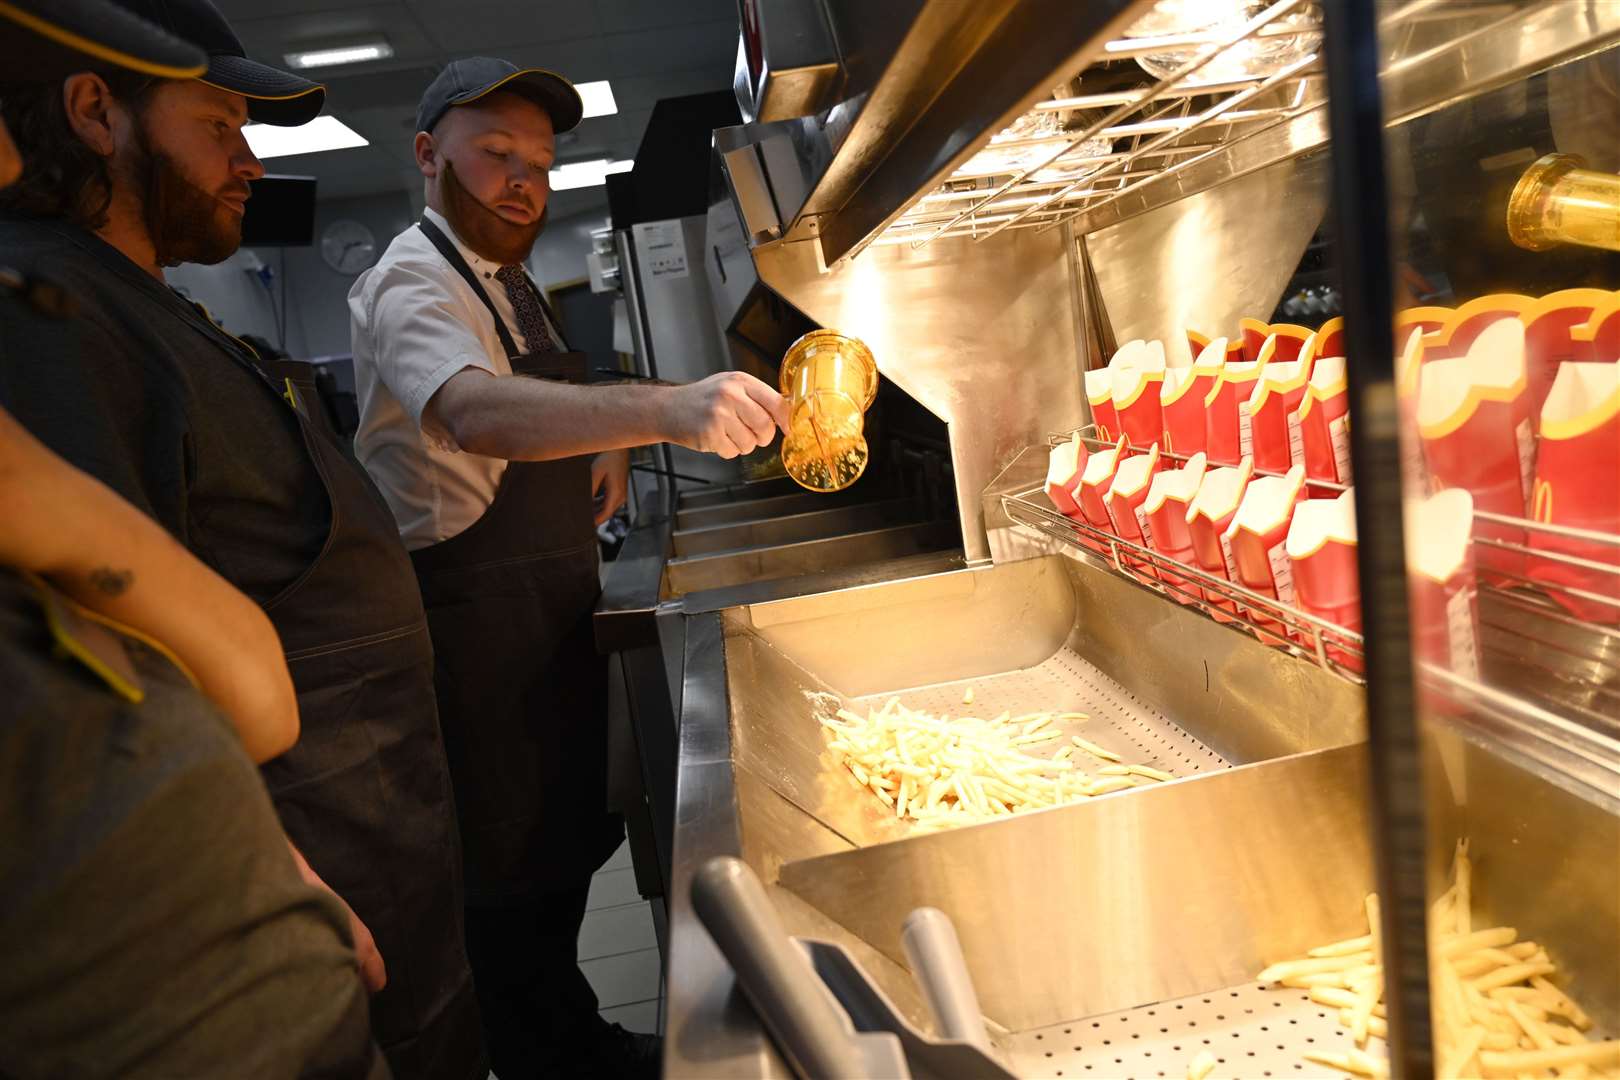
top-left (215, 0), bottom-right (734, 206)
top-left (231, 3), bottom-right (435, 58)
top-left (407, 0), bottom-right (602, 53)
top-left (215, 0), bottom-right (374, 17)
top-left (595, 0), bottom-right (737, 35)
top-left (594, 20), bottom-right (739, 80)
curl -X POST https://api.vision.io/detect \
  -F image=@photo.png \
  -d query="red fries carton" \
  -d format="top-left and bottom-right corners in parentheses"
top-left (1418, 318), bottom-right (1534, 582)
top-left (1085, 367), bottom-right (1118, 442)
top-left (1298, 355), bottom-right (1353, 494)
top-left (1044, 431), bottom-right (1089, 519)
top-left (1076, 435), bottom-right (1129, 551)
top-left (1204, 341), bottom-right (1271, 466)
top-left (1528, 363), bottom-right (1620, 622)
top-left (1163, 338), bottom-right (1225, 457)
top-left (1406, 489), bottom-right (1482, 696)
top-left (1143, 451), bottom-right (1209, 604)
top-left (1189, 328), bottom-right (1246, 365)
top-left (1106, 443), bottom-right (1164, 577)
top-left (1110, 339), bottom-right (1167, 450)
top-left (1570, 292), bottom-right (1620, 360)
top-left (1185, 458), bottom-right (1254, 623)
top-left (1393, 326), bottom-right (1433, 494)
top-left (1247, 332), bottom-right (1318, 474)
top-left (1266, 323), bottom-right (1315, 364)
top-left (1225, 464), bottom-right (1308, 643)
top-left (1315, 316), bottom-right (1344, 361)
top-left (1286, 489), bottom-right (1360, 668)
top-left (1394, 306), bottom-right (1452, 358)
top-left (1522, 289), bottom-right (1614, 411)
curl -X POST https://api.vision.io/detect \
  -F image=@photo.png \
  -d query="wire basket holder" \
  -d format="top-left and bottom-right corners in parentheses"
top-left (1001, 431), bottom-right (1620, 727)
top-left (874, 0), bottom-right (1547, 249)
top-left (882, 0), bottom-right (1327, 249)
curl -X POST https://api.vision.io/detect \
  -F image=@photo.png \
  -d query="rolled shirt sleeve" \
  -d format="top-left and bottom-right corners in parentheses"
top-left (353, 259), bottom-right (495, 452)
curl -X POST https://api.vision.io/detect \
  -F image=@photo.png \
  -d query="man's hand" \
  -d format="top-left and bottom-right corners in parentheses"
top-left (287, 839), bottom-right (387, 993)
top-left (591, 448), bottom-right (630, 526)
top-left (662, 372), bottom-right (789, 459)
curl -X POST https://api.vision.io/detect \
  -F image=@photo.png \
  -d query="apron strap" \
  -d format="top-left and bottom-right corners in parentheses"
top-left (418, 218), bottom-right (522, 359)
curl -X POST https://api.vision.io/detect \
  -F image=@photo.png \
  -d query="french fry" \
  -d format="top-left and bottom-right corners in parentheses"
top-left (1187, 1049), bottom-right (1216, 1080)
top-left (1439, 926), bottom-right (1518, 958)
top-left (1310, 933), bottom-right (1373, 958)
top-left (1311, 986), bottom-right (1360, 1009)
top-left (1338, 1008), bottom-right (1390, 1039)
top-left (1287, 972), bottom-right (1353, 989)
top-left (1531, 976), bottom-right (1594, 1031)
top-left (1478, 1041), bottom-right (1620, 1076)
top-left (1258, 953), bottom-right (1375, 984)
top-left (1473, 963), bottom-right (1558, 993)
top-left (1503, 999), bottom-right (1555, 1053)
top-left (1069, 734), bottom-right (1122, 763)
top-left (1351, 971), bottom-right (1382, 1046)
top-left (822, 695), bottom-right (1172, 826)
top-left (1545, 1023), bottom-right (1589, 1047)
top-left (1260, 841), bottom-right (1604, 1080)
top-left (1439, 1026), bottom-right (1486, 1080)
top-left (1304, 1048), bottom-right (1388, 1077)
top-left (1454, 839), bottom-right (1472, 935)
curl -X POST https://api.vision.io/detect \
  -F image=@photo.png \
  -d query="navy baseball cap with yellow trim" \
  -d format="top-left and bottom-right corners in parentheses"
top-left (113, 0), bottom-right (326, 126)
top-left (416, 57), bottom-right (583, 136)
top-left (0, 0), bottom-right (206, 86)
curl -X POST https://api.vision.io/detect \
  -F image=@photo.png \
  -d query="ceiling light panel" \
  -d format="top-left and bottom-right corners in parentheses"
top-left (575, 80), bottom-right (618, 118)
top-left (550, 158), bottom-right (634, 191)
top-left (285, 41), bottom-right (394, 70)
top-left (245, 116), bottom-right (370, 160)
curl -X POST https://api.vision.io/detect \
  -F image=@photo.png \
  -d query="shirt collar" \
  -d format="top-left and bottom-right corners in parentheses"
top-left (423, 206), bottom-right (508, 277)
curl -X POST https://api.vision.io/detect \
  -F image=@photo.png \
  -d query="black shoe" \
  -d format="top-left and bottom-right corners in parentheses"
top-left (562, 1020), bottom-right (661, 1079)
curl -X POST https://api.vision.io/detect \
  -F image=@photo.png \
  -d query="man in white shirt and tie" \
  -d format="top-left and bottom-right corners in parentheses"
top-left (349, 58), bottom-right (787, 1078)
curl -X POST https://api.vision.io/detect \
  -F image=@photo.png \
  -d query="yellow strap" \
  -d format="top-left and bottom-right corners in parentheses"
top-left (23, 571), bottom-right (201, 701)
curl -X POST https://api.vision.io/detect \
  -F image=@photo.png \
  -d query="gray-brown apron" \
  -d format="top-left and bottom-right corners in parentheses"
top-left (410, 219), bottom-right (623, 905)
top-left (176, 304), bottom-right (485, 1080)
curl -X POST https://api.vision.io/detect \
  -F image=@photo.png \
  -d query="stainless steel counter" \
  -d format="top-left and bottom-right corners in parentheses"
top-left (662, 553), bottom-right (1619, 1078)
top-left (664, 552), bottom-right (1367, 1078)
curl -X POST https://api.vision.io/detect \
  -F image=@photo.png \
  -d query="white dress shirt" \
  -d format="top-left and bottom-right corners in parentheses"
top-left (349, 207), bottom-right (563, 550)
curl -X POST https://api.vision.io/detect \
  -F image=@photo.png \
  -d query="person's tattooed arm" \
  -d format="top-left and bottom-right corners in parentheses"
top-left (0, 407), bottom-right (298, 762)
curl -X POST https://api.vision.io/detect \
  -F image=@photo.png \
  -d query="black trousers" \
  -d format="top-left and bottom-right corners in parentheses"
top-left (464, 883), bottom-right (604, 1079)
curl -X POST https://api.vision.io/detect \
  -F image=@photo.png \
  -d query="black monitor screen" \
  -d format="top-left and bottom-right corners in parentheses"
top-left (241, 174), bottom-right (317, 247)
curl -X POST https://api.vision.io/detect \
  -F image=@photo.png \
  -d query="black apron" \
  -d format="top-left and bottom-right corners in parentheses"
top-left (179, 308), bottom-right (484, 1080)
top-left (410, 220), bottom-right (624, 905)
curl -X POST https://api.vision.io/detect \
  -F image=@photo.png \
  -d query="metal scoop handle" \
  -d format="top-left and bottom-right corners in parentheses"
top-left (901, 906), bottom-right (994, 1054)
top-left (690, 856), bottom-right (873, 1080)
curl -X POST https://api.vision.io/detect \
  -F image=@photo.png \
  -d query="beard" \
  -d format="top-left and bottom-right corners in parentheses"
top-left (126, 118), bottom-right (249, 268)
top-left (440, 159), bottom-right (546, 265)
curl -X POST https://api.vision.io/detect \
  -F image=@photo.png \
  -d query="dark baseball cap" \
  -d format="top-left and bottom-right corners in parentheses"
top-left (113, 0), bottom-right (326, 126)
top-left (0, 0), bottom-right (207, 87)
top-left (416, 58), bottom-right (583, 137)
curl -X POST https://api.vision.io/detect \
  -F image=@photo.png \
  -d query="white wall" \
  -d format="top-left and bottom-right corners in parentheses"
top-left (166, 194), bottom-right (609, 360)
top-left (530, 209), bottom-right (606, 292)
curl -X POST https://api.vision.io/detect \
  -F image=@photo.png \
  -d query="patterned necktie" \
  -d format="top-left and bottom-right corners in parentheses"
top-left (493, 264), bottom-right (558, 354)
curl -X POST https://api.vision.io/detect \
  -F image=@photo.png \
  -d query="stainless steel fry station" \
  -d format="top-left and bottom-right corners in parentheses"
top-left (597, 3), bottom-right (1620, 1077)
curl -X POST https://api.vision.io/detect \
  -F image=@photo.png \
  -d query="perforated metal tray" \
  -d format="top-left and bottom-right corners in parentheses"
top-left (848, 646), bottom-right (1229, 782)
top-left (1001, 981), bottom-right (1377, 1080)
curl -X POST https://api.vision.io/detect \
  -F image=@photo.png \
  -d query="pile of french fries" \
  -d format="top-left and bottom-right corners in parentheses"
top-left (819, 693), bottom-right (1173, 828)
top-left (1249, 840), bottom-right (1616, 1080)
